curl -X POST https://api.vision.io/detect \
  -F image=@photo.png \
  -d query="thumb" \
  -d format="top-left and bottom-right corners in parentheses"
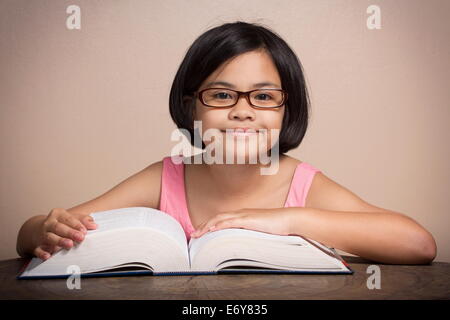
top-left (80, 215), bottom-right (97, 230)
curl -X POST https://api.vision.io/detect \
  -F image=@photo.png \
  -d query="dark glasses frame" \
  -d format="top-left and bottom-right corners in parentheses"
top-left (194, 88), bottom-right (288, 109)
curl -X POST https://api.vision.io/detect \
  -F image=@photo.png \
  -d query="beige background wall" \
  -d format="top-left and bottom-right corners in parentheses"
top-left (1, 0), bottom-right (449, 262)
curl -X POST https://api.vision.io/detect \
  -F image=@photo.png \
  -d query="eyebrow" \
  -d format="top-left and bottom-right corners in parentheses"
top-left (204, 81), bottom-right (281, 89)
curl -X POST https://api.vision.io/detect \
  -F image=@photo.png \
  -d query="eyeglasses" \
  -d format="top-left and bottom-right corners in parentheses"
top-left (194, 88), bottom-right (288, 109)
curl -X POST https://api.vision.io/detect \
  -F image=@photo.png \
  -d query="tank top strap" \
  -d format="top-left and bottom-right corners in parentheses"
top-left (284, 162), bottom-right (322, 208)
top-left (159, 155), bottom-right (194, 239)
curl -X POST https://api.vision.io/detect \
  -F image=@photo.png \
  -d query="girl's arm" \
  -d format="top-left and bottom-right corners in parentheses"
top-left (191, 207), bottom-right (436, 264)
top-left (286, 207), bottom-right (436, 264)
top-left (190, 172), bottom-right (437, 264)
top-left (295, 171), bottom-right (437, 264)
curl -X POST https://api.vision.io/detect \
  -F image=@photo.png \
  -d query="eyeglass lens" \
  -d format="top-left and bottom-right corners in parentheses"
top-left (202, 89), bottom-right (284, 107)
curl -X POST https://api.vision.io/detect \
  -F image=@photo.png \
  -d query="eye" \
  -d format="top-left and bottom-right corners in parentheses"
top-left (214, 92), bottom-right (230, 99)
top-left (214, 92), bottom-right (233, 99)
top-left (255, 93), bottom-right (273, 100)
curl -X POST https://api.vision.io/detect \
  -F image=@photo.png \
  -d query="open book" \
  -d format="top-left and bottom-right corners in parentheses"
top-left (18, 207), bottom-right (353, 279)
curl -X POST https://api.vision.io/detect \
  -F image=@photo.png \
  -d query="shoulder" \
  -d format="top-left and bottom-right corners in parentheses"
top-left (281, 154), bottom-right (302, 169)
top-left (284, 155), bottom-right (389, 213)
top-left (305, 169), bottom-right (390, 213)
top-left (144, 155), bottom-right (188, 188)
top-left (119, 159), bottom-right (164, 209)
top-left (143, 159), bottom-right (164, 179)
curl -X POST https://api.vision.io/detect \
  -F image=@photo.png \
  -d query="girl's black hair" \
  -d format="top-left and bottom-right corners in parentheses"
top-left (169, 21), bottom-right (310, 154)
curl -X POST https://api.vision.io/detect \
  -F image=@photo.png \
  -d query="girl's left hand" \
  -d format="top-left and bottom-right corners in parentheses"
top-left (190, 207), bottom-right (298, 239)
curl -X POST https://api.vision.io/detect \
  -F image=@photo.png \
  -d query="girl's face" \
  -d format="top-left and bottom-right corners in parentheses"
top-left (192, 49), bottom-right (285, 163)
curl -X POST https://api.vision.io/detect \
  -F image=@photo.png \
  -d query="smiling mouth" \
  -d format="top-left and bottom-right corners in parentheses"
top-left (220, 129), bottom-right (258, 136)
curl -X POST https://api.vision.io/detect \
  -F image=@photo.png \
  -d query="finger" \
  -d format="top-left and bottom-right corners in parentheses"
top-left (214, 217), bottom-right (245, 232)
top-left (190, 221), bottom-right (212, 238)
top-left (80, 215), bottom-right (98, 230)
top-left (195, 215), bottom-right (249, 238)
top-left (33, 246), bottom-right (52, 261)
top-left (190, 223), bottom-right (205, 239)
top-left (53, 245), bottom-right (63, 253)
top-left (40, 243), bottom-right (63, 255)
top-left (191, 220), bottom-right (217, 238)
top-left (50, 221), bottom-right (85, 243)
top-left (191, 214), bottom-right (235, 238)
top-left (59, 213), bottom-right (88, 233)
top-left (46, 245), bottom-right (63, 255)
top-left (42, 232), bottom-right (74, 249)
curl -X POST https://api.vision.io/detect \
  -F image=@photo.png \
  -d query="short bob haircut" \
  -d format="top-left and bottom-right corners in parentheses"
top-left (169, 21), bottom-right (310, 154)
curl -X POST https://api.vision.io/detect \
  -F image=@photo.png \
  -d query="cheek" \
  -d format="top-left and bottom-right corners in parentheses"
top-left (261, 112), bottom-right (284, 149)
top-left (260, 111), bottom-right (284, 130)
top-left (276, 109), bottom-right (285, 128)
top-left (195, 108), bottom-right (226, 130)
top-left (194, 109), bottom-right (225, 146)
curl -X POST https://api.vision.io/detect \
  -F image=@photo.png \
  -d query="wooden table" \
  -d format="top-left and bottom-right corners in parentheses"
top-left (0, 256), bottom-right (449, 300)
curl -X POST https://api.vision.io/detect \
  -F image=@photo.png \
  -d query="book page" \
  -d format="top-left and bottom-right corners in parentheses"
top-left (90, 207), bottom-right (188, 253)
top-left (20, 227), bottom-right (190, 277)
top-left (189, 229), bottom-right (348, 272)
top-left (189, 228), bottom-right (309, 261)
top-left (19, 207), bottom-right (191, 277)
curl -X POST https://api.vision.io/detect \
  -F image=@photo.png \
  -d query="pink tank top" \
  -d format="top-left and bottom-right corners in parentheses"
top-left (159, 155), bottom-right (321, 241)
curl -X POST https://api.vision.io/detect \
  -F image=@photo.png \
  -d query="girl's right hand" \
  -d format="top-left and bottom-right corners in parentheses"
top-left (33, 208), bottom-right (98, 260)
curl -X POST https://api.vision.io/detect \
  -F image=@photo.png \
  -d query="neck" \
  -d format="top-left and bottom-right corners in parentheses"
top-left (193, 154), bottom-right (285, 199)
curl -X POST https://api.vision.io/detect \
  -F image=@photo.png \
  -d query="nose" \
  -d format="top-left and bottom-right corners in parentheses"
top-left (228, 95), bottom-right (256, 121)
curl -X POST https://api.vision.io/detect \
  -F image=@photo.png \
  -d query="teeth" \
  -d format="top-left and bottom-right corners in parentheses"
top-left (223, 130), bottom-right (257, 136)
top-left (221, 129), bottom-right (259, 134)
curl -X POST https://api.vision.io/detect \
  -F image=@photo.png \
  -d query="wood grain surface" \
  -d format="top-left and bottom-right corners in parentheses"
top-left (0, 256), bottom-right (448, 299)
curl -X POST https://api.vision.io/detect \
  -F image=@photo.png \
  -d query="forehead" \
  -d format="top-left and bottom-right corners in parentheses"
top-left (201, 50), bottom-right (282, 89)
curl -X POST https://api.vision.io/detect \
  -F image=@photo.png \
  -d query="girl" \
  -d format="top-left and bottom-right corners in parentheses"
top-left (16, 21), bottom-right (436, 265)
